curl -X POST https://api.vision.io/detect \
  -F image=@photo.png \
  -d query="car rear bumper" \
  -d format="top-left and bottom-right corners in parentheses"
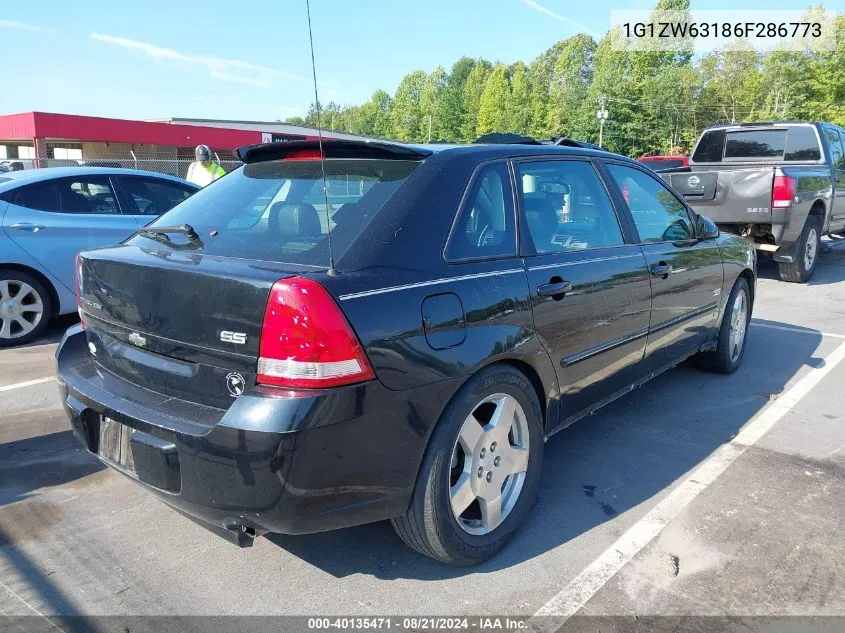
top-left (56, 325), bottom-right (446, 544)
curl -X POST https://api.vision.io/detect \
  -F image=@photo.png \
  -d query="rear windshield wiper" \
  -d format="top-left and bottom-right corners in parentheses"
top-left (138, 224), bottom-right (200, 240)
top-left (137, 224), bottom-right (203, 249)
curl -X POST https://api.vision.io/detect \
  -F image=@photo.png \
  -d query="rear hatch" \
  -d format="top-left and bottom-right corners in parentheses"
top-left (77, 144), bottom-right (424, 409)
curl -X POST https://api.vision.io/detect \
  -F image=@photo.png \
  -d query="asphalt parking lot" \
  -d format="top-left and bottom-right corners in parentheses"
top-left (2, 241), bottom-right (845, 631)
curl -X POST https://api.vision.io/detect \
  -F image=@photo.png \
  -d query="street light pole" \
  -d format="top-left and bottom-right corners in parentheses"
top-left (597, 96), bottom-right (609, 148)
top-left (428, 114), bottom-right (433, 143)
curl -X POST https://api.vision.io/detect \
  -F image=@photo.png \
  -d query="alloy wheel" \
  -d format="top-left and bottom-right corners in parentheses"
top-left (449, 393), bottom-right (530, 535)
top-left (728, 288), bottom-right (748, 364)
top-left (804, 228), bottom-right (818, 272)
top-left (0, 279), bottom-right (44, 340)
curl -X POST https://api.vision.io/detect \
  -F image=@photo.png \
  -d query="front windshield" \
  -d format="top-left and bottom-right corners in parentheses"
top-left (130, 158), bottom-right (421, 266)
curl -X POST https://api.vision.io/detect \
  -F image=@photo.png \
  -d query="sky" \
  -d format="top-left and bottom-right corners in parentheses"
top-left (0, 0), bottom-right (842, 122)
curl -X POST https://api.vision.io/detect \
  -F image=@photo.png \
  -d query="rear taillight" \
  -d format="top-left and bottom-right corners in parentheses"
top-left (74, 254), bottom-right (85, 328)
top-left (257, 277), bottom-right (375, 389)
top-left (772, 175), bottom-right (796, 209)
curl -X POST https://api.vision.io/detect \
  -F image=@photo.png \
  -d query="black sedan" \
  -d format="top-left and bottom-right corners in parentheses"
top-left (57, 139), bottom-right (756, 565)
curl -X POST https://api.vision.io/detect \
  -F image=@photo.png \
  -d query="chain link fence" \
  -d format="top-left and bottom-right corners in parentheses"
top-left (0, 157), bottom-right (243, 180)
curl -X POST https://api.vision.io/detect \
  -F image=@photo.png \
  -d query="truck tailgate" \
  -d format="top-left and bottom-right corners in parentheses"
top-left (665, 167), bottom-right (775, 223)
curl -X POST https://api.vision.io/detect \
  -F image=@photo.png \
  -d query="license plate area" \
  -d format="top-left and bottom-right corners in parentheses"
top-left (98, 417), bottom-right (137, 474)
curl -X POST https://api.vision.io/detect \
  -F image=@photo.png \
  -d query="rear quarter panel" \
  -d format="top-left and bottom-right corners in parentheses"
top-left (716, 232), bottom-right (756, 314)
top-left (778, 165), bottom-right (832, 243)
top-left (336, 262), bottom-right (557, 404)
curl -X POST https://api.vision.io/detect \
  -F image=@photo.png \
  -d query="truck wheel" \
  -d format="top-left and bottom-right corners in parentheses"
top-left (0, 270), bottom-right (53, 347)
top-left (778, 215), bottom-right (820, 283)
top-left (695, 277), bottom-right (751, 374)
top-left (391, 365), bottom-right (544, 565)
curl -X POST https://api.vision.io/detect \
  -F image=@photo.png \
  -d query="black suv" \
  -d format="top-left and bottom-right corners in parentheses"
top-left (57, 139), bottom-right (756, 565)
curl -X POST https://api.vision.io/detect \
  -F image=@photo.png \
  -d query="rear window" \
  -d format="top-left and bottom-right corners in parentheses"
top-left (724, 130), bottom-right (786, 159)
top-left (130, 159), bottom-right (420, 266)
top-left (693, 127), bottom-right (822, 163)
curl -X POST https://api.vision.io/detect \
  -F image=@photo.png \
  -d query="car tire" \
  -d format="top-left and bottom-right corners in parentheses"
top-left (0, 270), bottom-right (53, 347)
top-left (778, 215), bottom-right (821, 283)
top-left (391, 365), bottom-right (544, 565)
top-left (695, 276), bottom-right (751, 374)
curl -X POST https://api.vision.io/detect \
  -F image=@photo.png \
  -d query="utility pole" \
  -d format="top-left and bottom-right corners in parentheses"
top-left (597, 96), bottom-right (609, 148)
top-left (428, 114), bottom-right (433, 143)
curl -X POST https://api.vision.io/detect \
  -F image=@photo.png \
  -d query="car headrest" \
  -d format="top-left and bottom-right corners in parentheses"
top-left (270, 202), bottom-right (322, 239)
top-left (524, 196), bottom-right (558, 244)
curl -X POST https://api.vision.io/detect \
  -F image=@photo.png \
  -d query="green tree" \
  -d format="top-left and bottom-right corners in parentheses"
top-left (420, 66), bottom-right (447, 141)
top-left (477, 64), bottom-right (511, 135)
top-left (545, 34), bottom-right (597, 140)
top-left (585, 27), bottom-right (637, 153)
top-left (461, 60), bottom-right (492, 141)
top-left (439, 57), bottom-right (476, 141)
top-left (390, 70), bottom-right (427, 141)
top-left (507, 62), bottom-right (532, 133)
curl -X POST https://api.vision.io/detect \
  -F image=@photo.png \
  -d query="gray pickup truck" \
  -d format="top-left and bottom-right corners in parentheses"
top-left (662, 122), bottom-right (845, 282)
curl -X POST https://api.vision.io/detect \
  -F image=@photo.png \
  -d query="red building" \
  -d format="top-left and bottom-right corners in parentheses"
top-left (0, 112), bottom-right (356, 175)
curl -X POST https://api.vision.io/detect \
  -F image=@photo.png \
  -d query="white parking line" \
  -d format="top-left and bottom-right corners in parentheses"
top-left (531, 339), bottom-right (845, 625)
top-left (0, 376), bottom-right (55, 392)
top-left (751, 321), bottom-right (845, 339)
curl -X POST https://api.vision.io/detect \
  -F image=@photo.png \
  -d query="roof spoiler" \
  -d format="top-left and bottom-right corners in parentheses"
top-left (235, 139), bottom-right (432, 164)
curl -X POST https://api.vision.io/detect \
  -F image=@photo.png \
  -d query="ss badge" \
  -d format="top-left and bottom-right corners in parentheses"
top-left (220, 330), bottom-right (247, 345)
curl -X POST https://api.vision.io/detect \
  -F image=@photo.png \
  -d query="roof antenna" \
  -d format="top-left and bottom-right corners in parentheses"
top-left (305, 0), bottom-right (337, 276)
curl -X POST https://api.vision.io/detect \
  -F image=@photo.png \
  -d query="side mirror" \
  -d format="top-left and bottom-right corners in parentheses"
top-left (699, 214), bottom-right (720, 240)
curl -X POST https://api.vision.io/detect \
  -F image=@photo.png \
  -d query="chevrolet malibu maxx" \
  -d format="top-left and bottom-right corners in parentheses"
top-left (57, 139), bottom-right (756, 565)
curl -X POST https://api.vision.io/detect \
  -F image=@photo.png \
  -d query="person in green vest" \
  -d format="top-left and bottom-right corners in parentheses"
top-left (186, 144), bottom-right (225, 187)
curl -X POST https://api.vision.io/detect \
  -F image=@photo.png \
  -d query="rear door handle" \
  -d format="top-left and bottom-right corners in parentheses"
top-left (537, 280), bottom-right (573, 298)
top-left (8, 223), bottom-right (46, 232)
top-left (650, 262), bottom-right (673, 278)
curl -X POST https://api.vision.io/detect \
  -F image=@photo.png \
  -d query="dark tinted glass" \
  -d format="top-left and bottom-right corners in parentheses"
top-left (121, 177), bottom-right (195, 215)
top-left (447, 162), bottom-right (517, 261)
top-left (12, 182), bottom-right (59, 211)
top-left (724, 130), bottom-right (787, 159)
top-left (825, 127), bottom-right (845, 169)
top-left (131, 159), bottom-right (420, 265)
top-left (783, 126), bottom-right (821, 161)
top-left (58, 177), bottom-right (119, 214)
top-left (692, 129), bottom-right (726, 162)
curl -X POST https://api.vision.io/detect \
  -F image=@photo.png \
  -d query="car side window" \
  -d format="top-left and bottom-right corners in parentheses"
top-left (121, 177), bottom-right (195, 215)
top-left (826, 127), bottom-right (845, 169)
top-left (606, 163), bottom-right (694, 243)
top-left (11, 182), bottom-right (60, 211)
top-left (18, 177), bottom-right (121, 214)
top-left (517, 160), bottom-right (623, 253)
top-left (446, 162), bottom-right (516, 261)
